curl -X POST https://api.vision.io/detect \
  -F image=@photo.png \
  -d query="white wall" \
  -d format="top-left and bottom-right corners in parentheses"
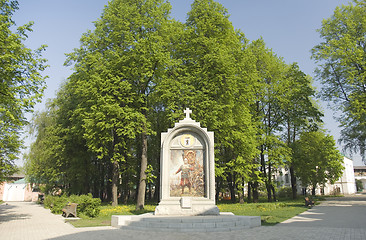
top-left (275, 156), bottom-right (356, 195)
top-left (3, 183), bottom-right (26, 201)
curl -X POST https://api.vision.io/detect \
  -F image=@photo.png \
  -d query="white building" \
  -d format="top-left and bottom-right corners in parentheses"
top-left (0, 175), bottom-right (39, 202)
top-left (354, 166), bottom-right (366, 191)
top-left (319, 156), bottom-right (356, 195)
top-left (276, 156), bottom-right (356, 195)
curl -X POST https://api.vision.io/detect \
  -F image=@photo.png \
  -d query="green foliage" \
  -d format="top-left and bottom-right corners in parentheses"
top-left (69, 194), bottom-right (101, 218)
top-left (43, 195), bottom-right (68, 214)
top-left (64, 0), bottom-right (175, 207)
top-left (156, 0), bottom-right (260, 202)
top-left (24, 108), bottom-right (65, 190)
top-left (247, 39), bottom-right (314, 202)
top-left (312, 0), bottom-right (366, 162)
top-left (292, 130), bottom-right (344, 191)
top-left (25, 0), bottom-right (336, 206)
top-left (44, 194), bottom-right (101, 218)
top-left (277, 186), bottom-right (293, 199)
top-left (0, 0), bottom-right (47, 181)
top-left (356, 179), bottom-right (363, 191)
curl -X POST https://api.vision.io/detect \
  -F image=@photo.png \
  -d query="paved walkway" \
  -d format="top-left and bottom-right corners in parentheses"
top-left (1, 194), bottom-right (366, 240)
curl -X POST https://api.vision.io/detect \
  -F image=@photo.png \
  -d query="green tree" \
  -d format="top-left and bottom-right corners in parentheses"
top-left (25, 80), bottom-right (122, 199)
top-left (312, 0), bottom-right (366, 162)
top-left (0, 0), bottom-right (47, 181)
top-left (24, 106), bottom-right (65, 193)
top-left (282, 63), bottom-right (323, 199)
top-left (25, 80), bottom-right (92, 195)
top-left (66, 0), bottom-right (173, 208)
top-left (292, 130), bottom-right (344, 195)
top-left (156, 0), bottom-right (259, 202)
top-left (248, 39), bottom-right (293, 202)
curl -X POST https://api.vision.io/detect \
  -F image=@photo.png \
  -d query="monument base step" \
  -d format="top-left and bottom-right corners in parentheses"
top-left (111, 212), bottom-right (261, 232)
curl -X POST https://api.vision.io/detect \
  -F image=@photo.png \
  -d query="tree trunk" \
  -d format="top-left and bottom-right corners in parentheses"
top-left (122, 173), bottom-right (129, 204)
top-left (136, 131), bottom-right (148, 210)
top-left (290, 165), bottom-right (297, 199)
top-left (239, 178), bottom-right (245, 204)
top-left (106, 162), bottom-right (113, 202)
top-left (99, 162), bottom-right (104, 200)
top-left (228, 173), bottom-right (236, 203)
top-left (312, 185), bottom-right (316, 196)
top-left (84, 157), bottom-right (90, 194)
top-left (260, 147), bottom-right (271, 202)
top-left (93, 157), bottom-right (100, 198)
top-left (266, 105), bottom-right (272, 203)
top-left (267, 163), bottom-right (273, 202)
top-left (288, 120), bottom-right (298, 200)
top-left (271, 184), bottom-right (276, 202)
top-left (252, 181), bottom-right (259, 203)
top-left (111, 160), bottom-right (119, 206)
top-left (247, 181), bottom-right (252, 203)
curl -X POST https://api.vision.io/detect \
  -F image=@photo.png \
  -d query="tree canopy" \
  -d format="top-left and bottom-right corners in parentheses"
top-left (25, 0), bottom-right (345, 205)
top-left (312, 0), bottom-right (366, 162)
top-left (0, 0), bottom-right (47, 181)
top-left (292, 130), bottom-right (344, 195)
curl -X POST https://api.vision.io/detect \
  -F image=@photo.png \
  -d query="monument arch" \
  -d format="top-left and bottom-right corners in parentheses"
top-left (155, 108), bottom-right (219, 215)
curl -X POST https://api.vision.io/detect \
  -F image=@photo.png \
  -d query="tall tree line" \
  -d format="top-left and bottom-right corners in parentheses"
top-left (0, 0), bottom-right (47, 181)
top-left (312, 0), bottom-right (366, 163)
top-left (25, 0), bottom-right (345, 206)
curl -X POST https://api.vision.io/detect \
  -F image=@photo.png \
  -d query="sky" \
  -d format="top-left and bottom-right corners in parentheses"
top-left (12, 0), bottom-right (363, 166)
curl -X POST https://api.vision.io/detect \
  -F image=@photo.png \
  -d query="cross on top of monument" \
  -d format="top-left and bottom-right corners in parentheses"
top-left (184, 108), bottom-right (192, 119)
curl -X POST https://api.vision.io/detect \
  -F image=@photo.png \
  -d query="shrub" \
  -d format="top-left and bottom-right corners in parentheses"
top-left (278, 186), bottom-right (292, 199)
top-left (356, 179), bottom-right (363, 192)
top-left (44, 195), bottom-right (68, 214)
top-left (69, 194), bottom-right (101, 218)
top-left (43, 194), bottom-right (101, 218)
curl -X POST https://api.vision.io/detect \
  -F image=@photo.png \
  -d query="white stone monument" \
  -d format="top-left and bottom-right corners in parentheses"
top-left (154, 108), bottom-right (220, 215)
top-left (112, 108), bottom-right (261, 230)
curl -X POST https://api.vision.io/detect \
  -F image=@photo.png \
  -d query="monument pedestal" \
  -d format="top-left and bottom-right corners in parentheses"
top-left (112, 213), bottom-right (261, 232)
top-left (154, 198), bottom-right (220, 216)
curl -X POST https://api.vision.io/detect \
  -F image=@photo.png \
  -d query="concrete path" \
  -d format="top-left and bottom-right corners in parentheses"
top-left (0, 201), bottom-right (114, 240)
top-left (1, 194), bottom-right (366, 240)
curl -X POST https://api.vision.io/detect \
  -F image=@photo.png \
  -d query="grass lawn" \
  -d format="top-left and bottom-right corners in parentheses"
top-left (217, 199), bottom-right (308, 226)
top-left (66, 198), bottom-right (311, 227)
top-left (66, 204), bottom-right (156, 227)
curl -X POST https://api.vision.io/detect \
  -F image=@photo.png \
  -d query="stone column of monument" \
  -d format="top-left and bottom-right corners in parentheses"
top-left (154, 108), bottom-right (220, 215)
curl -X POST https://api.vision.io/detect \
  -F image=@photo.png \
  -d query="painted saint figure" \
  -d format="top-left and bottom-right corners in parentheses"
top-left (175, 158), bottom-right (193, 194)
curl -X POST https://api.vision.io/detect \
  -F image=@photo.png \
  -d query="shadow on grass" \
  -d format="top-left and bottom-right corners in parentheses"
top-left (261, 221), bottom-right (278, 226)
top-left (129, 208), bottom-right (154, 215)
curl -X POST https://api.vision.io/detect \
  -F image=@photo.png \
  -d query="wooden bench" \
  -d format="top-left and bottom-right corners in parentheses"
top-left (304, 197), bottom-right (315, 207)
top-left (62, 203), bottom-right (78, 218)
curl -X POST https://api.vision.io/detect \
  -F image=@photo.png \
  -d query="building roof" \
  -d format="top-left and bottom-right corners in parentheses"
top-left (8, 173), bottom-right (25, 178)
top-left (13, 178), bottom-right (26, 184)
top-left (354, 166), bottom-right (366, 170)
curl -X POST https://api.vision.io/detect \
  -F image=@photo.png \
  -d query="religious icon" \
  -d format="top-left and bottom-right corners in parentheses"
top-left (175, 157), bottom-right (193, 194)
top-left (169, 149), bottom-right (205, 197)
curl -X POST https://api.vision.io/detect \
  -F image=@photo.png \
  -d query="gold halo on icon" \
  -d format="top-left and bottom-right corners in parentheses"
top-left (184, 150), bottom-right (196, 165)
